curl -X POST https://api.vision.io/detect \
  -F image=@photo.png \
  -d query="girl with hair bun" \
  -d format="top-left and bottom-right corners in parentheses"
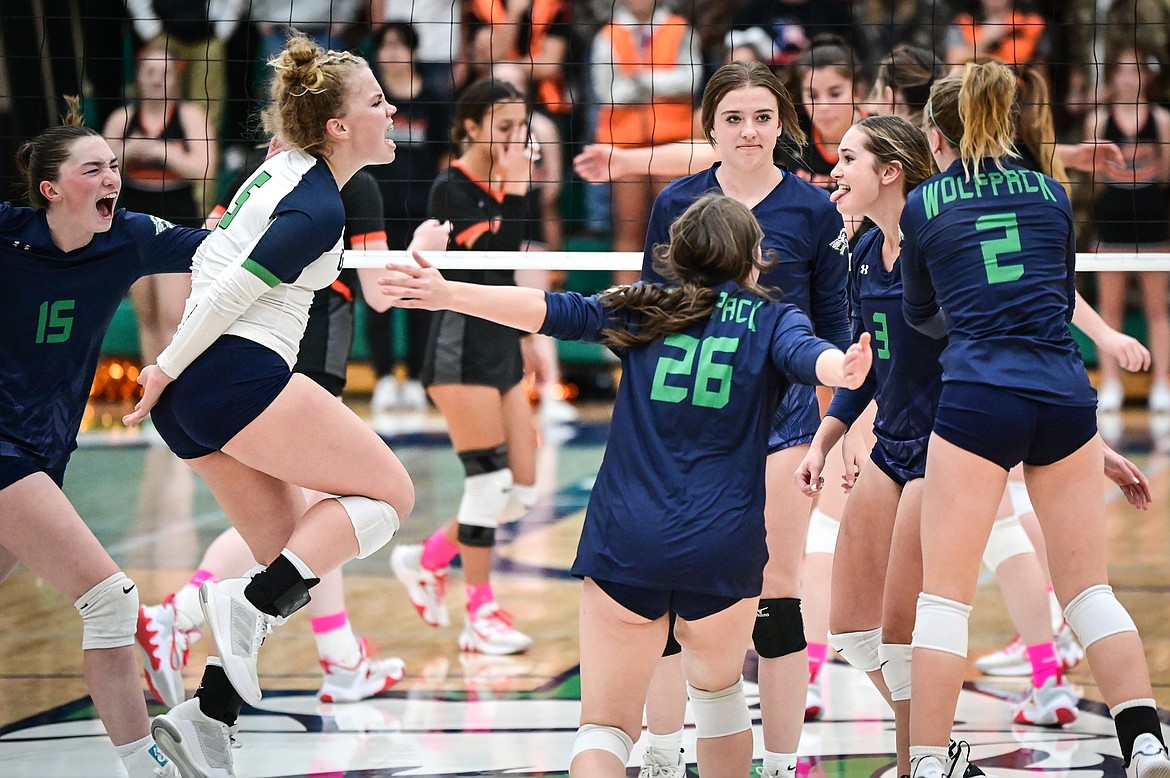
top-left (901, 60), bottom-right (1170, 778)
top-left (132, 34), bottom-right (422, 777)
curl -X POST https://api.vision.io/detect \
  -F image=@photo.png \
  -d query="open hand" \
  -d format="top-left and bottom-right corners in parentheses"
top-left (122, 364), bottom-right (174, 427)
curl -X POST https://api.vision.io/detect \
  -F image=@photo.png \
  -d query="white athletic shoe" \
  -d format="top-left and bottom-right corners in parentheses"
top-left (318, 639), bottom-right (406, 703)
top-left (458, 601), bottom-right (533, 655)
top-left (911, 755), bottom-right (945, 778)
top-left (805, 677), bottom-right (823, 721)
top-left (1055, 622), bottom-right (1085, 671)
top-left (391, 543), bottom-right (450, 628)
top-left (1128, 734), bottom-right (1170, 778)
top-left (122, 740), bottom-right (180, 778)
top-left (371, 376), bottom-right (399, 414)
top-left (199, 579), bottom-right (274, 706)
top-left (137, 599), bottom-right (189, 708)
top-left (1150, 382), bottom-right (1170, 414)
top-left (540, 395), bottom-right (578, 426)
top-left (1098, 380), bottom-right (1124, 412)
top-left (639, 748), bottom-right (685, 778)
top-left (755, 765), bottom-right (796, 778)
top-left (947, 739), bottom-right (995, 778)
top-left (974, 635), bottom-right (1029, 676)
top-left (151, 698), bottom-right (236, 778)
top-left (1012, 675), bottom-right (1078, 726)
top-left (399, 379), bottom-right (428, 411)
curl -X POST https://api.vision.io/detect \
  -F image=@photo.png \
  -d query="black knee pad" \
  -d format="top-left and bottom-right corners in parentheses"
top-left (458, 444), bottom-right (510, 476)
top-left (662, 611), bottom-right (681, 657)
top-left (457, 523), bottom-right (496, 547)
top-left (752, 597), bottom-right (806, 659)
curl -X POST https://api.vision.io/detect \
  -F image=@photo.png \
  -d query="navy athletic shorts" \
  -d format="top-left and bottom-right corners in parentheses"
top-left (932, 382), bottom-right (1097, 471)
top-left (869, 436), bottom-right (928, 487)
top-left (0, 452), bottom-right (66, 490)
top-left (152, 335), bottom-right (293, 460)
top-left (767, 383), bottom-right (819, 454)
top-left (593, 577), bottom-right (743, 622)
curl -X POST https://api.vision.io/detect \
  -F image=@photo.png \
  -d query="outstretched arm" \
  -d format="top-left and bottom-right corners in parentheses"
top-left (1071, 290), bottom-right (1151, 372)
top-left (381, 251), bottom-right (548, 332)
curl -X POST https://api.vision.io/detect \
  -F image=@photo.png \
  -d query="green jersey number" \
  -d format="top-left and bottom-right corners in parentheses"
top-left (651, 334), bottom-right (739, 409)
top-left (871, 312), bottom-right (891, 360)
top-left (976, 211), bottom-right (1024, 285)
top-left (36, 299), bottom-right (75, 344)
top-left (218, 171), bottom-right (273, 230)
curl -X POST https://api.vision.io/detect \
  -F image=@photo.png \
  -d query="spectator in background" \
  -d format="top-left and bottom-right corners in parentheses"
top-left (852, 0), bottom-right (951, 74)
top-left (592, 0), bottom-right (702, 284)
top-left (366, 21), bottom-right (451, 413)
top-left (729, 0), bottom-right (860, 67)
top-left (466, 0), bottom-right (574, 125)
top-left (249, 0), bottom-right (362, 64)
top-left (1086, 44), bottom-right (1170, 413)
top-left (946, 0), bottom-right (1047, 70)
top-left (370, 0), bottom-right (464, 96)
top-left (123, 0), bottom-right (246, 142)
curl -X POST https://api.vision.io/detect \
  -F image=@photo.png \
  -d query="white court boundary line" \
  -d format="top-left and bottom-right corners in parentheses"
top-left (337, 250), bottom-right (1170, 273)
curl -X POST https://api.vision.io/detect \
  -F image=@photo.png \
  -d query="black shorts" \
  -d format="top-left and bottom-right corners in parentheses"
top-left (0, 453), bottom-right (65, 490)
top-left (422, 310), bottom-right (524, 391)
top-left (933, 382), bottom-right (1097, 471)
top-left (593, 577), bottom-right (743, 622)
top-left (1093, 186), bottom-right (1170, 246)
top-left (152, 336), bottom-right (292, 460)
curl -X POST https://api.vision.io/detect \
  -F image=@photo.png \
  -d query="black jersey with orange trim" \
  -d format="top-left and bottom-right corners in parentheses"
top-left (428, 161), bottom-right (525, 286)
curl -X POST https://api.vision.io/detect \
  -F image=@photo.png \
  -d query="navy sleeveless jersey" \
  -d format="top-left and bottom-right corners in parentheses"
top-left (0, 203), bottom-right (205, 465)
top-left (642, 165), bottom-right (851, 350)
top-left (900, 159), bottom-right (1096, 406)
top-left (827, 227), bottom-right (943, 457)
top-left (540, 283), bottom-right (835, 598)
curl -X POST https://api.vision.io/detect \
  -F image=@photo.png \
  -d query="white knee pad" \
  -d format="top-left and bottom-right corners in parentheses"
top-left (337, 496), bottom-right (401, 559)
top-left (687, 677), bottom-right (752, 739)
top-left (1007, 479), bottom-right (1033, 515)
top-left (570, 724), bottom-right (633, 764)
top-left (1063, 584), bottom-right (1137, 649)
top-left (509, 483), bottom-right (538, 512)
top-left (981, 514), bottom-right (1034, 572)
top-left (75, 572), bottom-right (139, 650)
top-left (912, 593), bottom-right (973, 658)
top-left (457, 468), bottom-right (513, 530)
top-left (805, 507), bottom-right (840, 555)
top-left (828, 627), bottom-right (882, 672)
top-left (880, 643), bottom-right (913, 701)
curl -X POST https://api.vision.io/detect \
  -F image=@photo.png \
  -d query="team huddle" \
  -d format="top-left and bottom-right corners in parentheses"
top-left (1, 31), bottom-right (1168, 778)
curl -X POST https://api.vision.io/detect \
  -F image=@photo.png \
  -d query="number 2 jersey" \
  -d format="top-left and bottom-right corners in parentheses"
top-left (539, 283), bottom-right (836, 599)
top-left (157, 148), bottom-right (345, 379)
top-left (0, 203), bottom-right (205, 466)
top-left (900, 158), bottom-right (1096, 406)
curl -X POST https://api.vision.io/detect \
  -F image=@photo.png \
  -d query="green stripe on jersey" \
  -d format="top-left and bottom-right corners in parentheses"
top-left (242, 258), bottom-right (281, 288)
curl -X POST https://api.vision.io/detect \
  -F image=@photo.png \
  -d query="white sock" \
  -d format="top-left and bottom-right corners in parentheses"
top-left (763, 750), bottom-right (797, 775)
top-left (282, 549), bottom-right (317, 580)
top-left (314, 621), bottom-right (362, 667)
top-left (647, 729), bottom-right (683, 762)
top-left (116, 735), bottom-right (170, 777)
top-left (173, 585), bottom-right (204, 632)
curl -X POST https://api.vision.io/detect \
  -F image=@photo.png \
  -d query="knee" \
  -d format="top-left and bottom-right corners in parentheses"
top-left (337, 496), bottom-right (402, 559)
top-left (828, 627), bottom-right (882, 672)
top-left (753, 598), bottom-right (806, 659)
top-left (687, 678), bottom-right (751, 739)
top-left (911, 593), bottom-right (973, 658)
top-left (75, 572), bottom-right (139, 650)
top-left (456, 445), bottom-right (512, 548)
top-left (1063, 584), bottom-right (1137, 649)
top-left (570, 723), bottom-right (635, 765)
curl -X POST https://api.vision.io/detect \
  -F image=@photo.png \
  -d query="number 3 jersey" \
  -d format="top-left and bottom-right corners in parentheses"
top-left (539, 283), bottom-right (836, 599)
top-left (0, 203), bottom-right (205, 464)
top-left (900, 159), bottom-right (1096, 407)
top-left (157, 148), bottom-right (345, 379)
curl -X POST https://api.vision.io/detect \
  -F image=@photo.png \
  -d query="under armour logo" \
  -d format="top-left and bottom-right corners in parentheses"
top-left (756, 606), bottom-right (769, 618)
top-left (858, 264), bottom-right (869, 275)
top-left (830, 227), bottom-right (850, 256)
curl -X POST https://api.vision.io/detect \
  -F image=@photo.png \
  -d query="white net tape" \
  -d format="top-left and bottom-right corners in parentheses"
top-left (338, 250), bottom-right (1170, 273)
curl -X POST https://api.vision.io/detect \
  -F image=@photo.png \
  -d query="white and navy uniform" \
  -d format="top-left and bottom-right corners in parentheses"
top-left (541, 284), bottom-right (836, 620)
top-left (151, 148), bottom-right (345, 459)
top-left (642, 165), bottom-right (850, 453)
top-left (901, 159), bottom-right (1098, 470)
top-left (825, 227), bottom-right (945, 485)
top-left (0, 203), bottom-right (205, 487)
top-left (421, 161), bottom-right (528, 391)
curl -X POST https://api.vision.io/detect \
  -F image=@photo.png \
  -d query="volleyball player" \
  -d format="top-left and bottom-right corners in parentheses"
top-left (381, 192), bottom-right (872, 778)
top-left (0, 97), bottom-right (206, 777)
top-left (126, 36), bottom-right (415, 777)
top-left (901, 61), bottom-right (1170, 778)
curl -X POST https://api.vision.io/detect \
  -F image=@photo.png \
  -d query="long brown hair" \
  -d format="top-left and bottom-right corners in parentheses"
top-left (598, 194), bottom-right (775, 348)
top-left (15, 95), bottom-right (98, 209)
top-left (875, 46), bottom-right (940, 126)
top-left (700, 61), bottom-right (807, 155)
top-left (926, 61), bottom-right (1017, 178)
top-left (261, 33), bottom-right (367, 156)
top-left (853, 115), bottom-right (936, 196)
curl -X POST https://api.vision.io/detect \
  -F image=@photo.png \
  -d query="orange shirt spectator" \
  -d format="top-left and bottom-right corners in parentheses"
top-left (946, 0), bottom-right (1046, 69)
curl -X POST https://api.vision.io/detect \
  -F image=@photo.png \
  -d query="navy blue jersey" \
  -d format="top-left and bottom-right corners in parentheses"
top-left (900, 159), bottom-right (1096, 406)
top-left (827, 227), bottom-right (943, 457)
top-left (641, 164), bottom-right (851, 351)
top-left (540, 283), bottom-right (836, 598)
top-left (0, 203), bottom-right (205, 465)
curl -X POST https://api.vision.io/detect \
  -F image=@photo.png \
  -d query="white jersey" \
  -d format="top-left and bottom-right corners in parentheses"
top-left (157, 149), bottom-right (344, 378)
